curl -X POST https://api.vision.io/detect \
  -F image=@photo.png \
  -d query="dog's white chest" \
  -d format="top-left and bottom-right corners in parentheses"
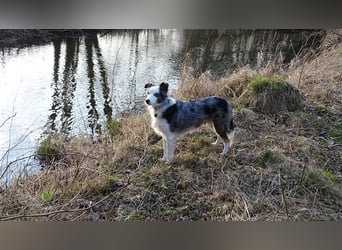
top-left (151, 114), bottom-right (170, 137)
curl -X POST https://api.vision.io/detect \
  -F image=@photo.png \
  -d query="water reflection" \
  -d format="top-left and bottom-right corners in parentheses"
top-left (181, 29), bottom-right (322, 77)
top-left (47, 35), bottom-right (113, 136)
top-left (93, 37), bottom-right (113, 121)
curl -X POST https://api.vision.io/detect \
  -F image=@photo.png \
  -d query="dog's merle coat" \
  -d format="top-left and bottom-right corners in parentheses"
top-left (145, 82), bottom-right (234, 164)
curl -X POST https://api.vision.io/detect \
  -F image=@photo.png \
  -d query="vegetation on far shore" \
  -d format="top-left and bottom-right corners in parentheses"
top-left (0, 30), bottom-right (341, 221)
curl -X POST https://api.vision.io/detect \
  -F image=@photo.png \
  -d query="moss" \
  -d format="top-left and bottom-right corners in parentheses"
top-left (250, 76), bottom-right (286, 95)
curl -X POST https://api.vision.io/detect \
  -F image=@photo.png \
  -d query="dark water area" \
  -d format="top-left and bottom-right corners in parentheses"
top-left (0, 29), bottom-right (323, 183)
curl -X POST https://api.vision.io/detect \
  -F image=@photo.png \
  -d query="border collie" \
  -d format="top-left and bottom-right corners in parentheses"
top-left (144, 82), bottom-right (234, 164)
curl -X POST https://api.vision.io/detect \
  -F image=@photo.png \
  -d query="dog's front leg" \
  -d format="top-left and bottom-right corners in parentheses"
top-left (159, 138), bottom-right (167, 162)
top-left (165, 137), bottom-right (176, 164)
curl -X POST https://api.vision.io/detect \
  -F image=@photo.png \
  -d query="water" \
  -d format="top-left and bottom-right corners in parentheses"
top-left (0, 29), bottom-right (322, 183)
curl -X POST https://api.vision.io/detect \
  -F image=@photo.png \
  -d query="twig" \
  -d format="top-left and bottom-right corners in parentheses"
top-left (278, 170), bottom-right (289, 220)
top-left (312, 188), bottom-right (319, 209)
top-left (210, 168), bottom-right (214, 192)
top-left (296, 163), bottom-right (307, 192)
top-left (220, 157), bottom-right (228, 174)
top-left (0, 182), bottom-right (130, 221)
top-left (256, 173), bottom-right (264, 201)
top-left (0, 155), bottom-right (35, 180)
top-left (0, 114), bottom-right (16, 128)
top-left (243, 198), bottom-right (251, 220)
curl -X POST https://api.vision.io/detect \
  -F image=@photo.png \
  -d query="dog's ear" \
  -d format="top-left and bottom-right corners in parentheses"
top-left (144, 83), bottom-right (153, 89)
top-left (159, 82), bottom-right (169, 94)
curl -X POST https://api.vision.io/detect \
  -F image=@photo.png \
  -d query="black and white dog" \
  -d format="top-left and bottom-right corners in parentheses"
top-left (144, 82), bottom-right (235, 164)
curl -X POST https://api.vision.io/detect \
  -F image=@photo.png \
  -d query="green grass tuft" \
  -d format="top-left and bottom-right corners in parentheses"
top-left (256, 150), bottom-right (275, 168)
top-left (330, 121), bottom-right (342, 144)
top-left (250, 76), bottom-right (286, 95)
top-left (36, 138), bottom-right (55, 162)
top-left (41, 190), bottom-right (53, 203)
top-left (106, 119), bottom-right (122, 137)
top-left (322, 169), bottom-right (338, 183)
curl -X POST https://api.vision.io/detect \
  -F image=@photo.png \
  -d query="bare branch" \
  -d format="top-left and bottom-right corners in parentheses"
top-left (0, 114), bottom-right (16, 129)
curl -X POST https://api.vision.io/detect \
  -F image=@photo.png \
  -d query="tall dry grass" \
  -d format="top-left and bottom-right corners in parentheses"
top-left (288, 42), bottom-right (342, 110)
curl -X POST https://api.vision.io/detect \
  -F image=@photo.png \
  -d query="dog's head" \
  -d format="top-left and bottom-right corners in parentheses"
top-left (144, 82), bottom-right (169, 107)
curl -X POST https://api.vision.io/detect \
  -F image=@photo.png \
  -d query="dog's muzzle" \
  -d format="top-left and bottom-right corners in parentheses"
top-left (145, 99), bottom-right (151, 105)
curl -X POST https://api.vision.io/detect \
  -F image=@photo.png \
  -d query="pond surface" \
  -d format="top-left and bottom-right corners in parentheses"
top-left (0, 29), bottom-right (321, 183)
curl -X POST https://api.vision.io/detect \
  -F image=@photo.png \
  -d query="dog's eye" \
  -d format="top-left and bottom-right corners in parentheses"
top-left (154, 93), bottom-right (160, 98)
top-left (147, 92), bottom-right (150, 95)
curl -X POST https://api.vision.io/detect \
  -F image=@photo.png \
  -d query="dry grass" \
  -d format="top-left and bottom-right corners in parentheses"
top-left (1, 35), bottom-right (342, 221)
top-left (288, 42), bottom-right (342, 112)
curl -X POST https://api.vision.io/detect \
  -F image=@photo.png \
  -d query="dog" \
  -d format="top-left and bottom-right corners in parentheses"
top-left (144, 82), bottom-right (235, 164)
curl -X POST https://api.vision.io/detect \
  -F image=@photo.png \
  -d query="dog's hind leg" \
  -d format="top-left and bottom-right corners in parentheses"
top-left (222, 128), bottom-right (235, 155)
top-left (221, 140), bottom-right (230, 155)
top-left (213, 120), bottom-right (231, 155)
top-left (227, 118), bottom-right (235, 147)
top-left (227, 130), bottom-right (235, 147)
top-left (211, 123), bottom-right (220, 145)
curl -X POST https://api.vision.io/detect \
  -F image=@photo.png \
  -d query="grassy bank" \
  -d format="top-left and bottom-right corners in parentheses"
top-left (0, 34), bottom-right (341, 221)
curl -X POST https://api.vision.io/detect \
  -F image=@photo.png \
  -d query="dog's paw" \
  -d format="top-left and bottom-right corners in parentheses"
top-left (158, 156), bottom-right (173, 164)
top-left (160, 158), bottom-right (172, 164)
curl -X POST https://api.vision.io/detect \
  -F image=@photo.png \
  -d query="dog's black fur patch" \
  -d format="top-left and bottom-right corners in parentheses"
top-left (162, 103), bottom-right (177, 120)
top-left (230, 119), bottom-right (234, 131)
